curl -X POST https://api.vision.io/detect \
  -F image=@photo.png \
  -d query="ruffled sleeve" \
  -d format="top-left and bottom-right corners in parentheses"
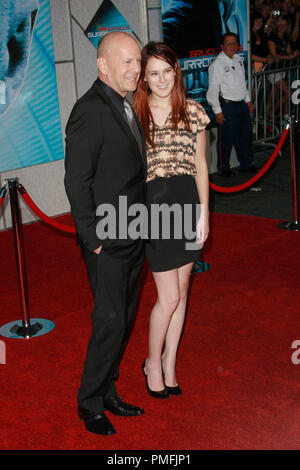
top-left (194, 100), bottom-right (210, 133)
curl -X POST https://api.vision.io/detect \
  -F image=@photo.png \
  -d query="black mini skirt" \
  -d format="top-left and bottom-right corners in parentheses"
top-left (145, 174), bottom-right (201, 272)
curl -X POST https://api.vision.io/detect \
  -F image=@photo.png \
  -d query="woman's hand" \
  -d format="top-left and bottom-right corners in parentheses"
top-left (196, 211), bottom-right (209, 246)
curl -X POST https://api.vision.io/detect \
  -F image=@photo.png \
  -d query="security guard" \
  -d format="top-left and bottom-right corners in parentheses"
top-left (207, 33), bottom-right (257, 176)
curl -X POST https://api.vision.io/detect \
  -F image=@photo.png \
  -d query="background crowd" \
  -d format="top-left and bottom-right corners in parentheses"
top-left (250, 0), bottom-right (299, 124)
top-left (250, 0), bottom-right (300, 68)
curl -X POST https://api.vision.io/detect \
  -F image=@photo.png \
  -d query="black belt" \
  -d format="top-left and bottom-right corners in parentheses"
top-left (220, 98), bottom-right (244, 105)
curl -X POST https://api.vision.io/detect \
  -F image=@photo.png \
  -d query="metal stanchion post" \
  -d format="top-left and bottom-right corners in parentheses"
top-left (278, 116), bottom-right (300, 231)
top-left (0, 178), bottom-right (54, 339)
top-left (191, 251), bottom-right (211, 274)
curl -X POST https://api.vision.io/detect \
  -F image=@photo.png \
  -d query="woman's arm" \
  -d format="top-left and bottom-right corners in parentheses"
top-left (252, 54), bottom-right (267, 63)
top-left (264, 14), bottom-right (275, 35)
top-left (268, 39), bottom-right (295, 60)
top-left (251, 54), bottom-right (273, 64)
top-left (194, 130), bottom-right (209, 243)
top-left (287, 42), bottom-right (299, 58)
top-left (268, 39), bottom-right (278, 59)
top-left (290, 12), bottom-right (300, 42)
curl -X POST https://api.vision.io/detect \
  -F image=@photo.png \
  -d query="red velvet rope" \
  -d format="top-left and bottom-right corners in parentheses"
top-left (0, 185), bottom-right (7, 207)
top-left (18, 188), bottom-right (76, 234)
top-left (209, 127), bottom-right (289, 193)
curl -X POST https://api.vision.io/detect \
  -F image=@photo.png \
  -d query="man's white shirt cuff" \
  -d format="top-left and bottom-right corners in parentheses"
top-left (213, 105), bottom-right (222, 114)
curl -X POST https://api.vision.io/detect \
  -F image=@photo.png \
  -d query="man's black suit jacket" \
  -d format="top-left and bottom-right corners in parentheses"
top-left (64, 79), bottom-right (147, 253)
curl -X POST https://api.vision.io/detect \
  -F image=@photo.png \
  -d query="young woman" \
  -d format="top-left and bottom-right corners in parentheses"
top-left (267, 16), bottom-right (298, 118)
top-left (251, 11), bottom-right (274, 72)
top-left (268, 15), bottom-right (297, 58)
top-left (132, 42), bottom-right (210, 398)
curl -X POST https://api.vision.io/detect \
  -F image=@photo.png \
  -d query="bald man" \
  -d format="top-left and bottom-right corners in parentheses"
top-left (64, 32), bottom-right (146, 436)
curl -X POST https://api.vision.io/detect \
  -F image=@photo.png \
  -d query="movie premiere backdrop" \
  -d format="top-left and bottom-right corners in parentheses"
top-left (0, 0), bottom-right (248, 174)
top-left (84, 0), bottom-right (134, 47)
top-left (161, 0), bottom-right (248, 125)
top-left (0, 0), bottom-right (63, 173)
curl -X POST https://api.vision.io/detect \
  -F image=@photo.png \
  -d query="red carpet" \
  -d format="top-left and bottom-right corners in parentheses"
top-left (1, 212), bottom-right (300, 450)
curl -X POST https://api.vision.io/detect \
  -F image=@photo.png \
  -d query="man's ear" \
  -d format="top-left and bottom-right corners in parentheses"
top-left (97, 56), bottom-right (107, 75)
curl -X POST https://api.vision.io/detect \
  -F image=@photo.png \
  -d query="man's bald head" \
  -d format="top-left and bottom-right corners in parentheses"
top-left (97, 31), bottom-right (138, 58)
top-left (97, 32), bottom-right (141, 97)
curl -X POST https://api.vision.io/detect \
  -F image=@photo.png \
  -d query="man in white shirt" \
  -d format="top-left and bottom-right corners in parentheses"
top-left (207, 33), bottom-right (257, 176)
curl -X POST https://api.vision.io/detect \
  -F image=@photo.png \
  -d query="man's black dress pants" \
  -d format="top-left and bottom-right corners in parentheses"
top-left (217, 101), bottom-right (254, 172)
top-left (77, 240), bottom-right (144, 413)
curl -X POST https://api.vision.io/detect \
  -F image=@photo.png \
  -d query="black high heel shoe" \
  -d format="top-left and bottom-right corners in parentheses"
top-left (142, 361), bottom-right (169, 399)
top-left (165, 384), bottom-right (182, 396)
top-left (161, 359), bottom-right (182, 396)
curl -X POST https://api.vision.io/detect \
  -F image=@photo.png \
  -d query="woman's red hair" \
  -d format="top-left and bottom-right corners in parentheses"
top-left (132, 41), bottom-right (191, 148)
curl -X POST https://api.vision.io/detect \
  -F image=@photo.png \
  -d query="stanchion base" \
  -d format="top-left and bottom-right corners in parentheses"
top-left (192, 261), bottom-right (211, 274)
top-left (10, 321), bottom-right (43, 337)
top-left (0, 318), bottom-right (55, 339)
top-left (277, 221), bottom-right (300, 231)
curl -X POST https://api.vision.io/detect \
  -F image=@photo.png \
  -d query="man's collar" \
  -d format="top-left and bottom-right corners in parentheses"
top-left (220, 51), bottom-right (236, 61)
top-left (97, 78), bottom-right (125, 105)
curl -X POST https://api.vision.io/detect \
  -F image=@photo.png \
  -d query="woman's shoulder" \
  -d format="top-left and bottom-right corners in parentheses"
top-left (186, 98), bottom-right (210, 128)
top-left (186, 98), bottom-right (207, 117)
top-left (186, 98), bottom-right (205, 112)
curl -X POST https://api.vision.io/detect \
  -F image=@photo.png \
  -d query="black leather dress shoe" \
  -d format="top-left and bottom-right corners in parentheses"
top-left (240, 165), bottom-right (260, 173)
top-left (103, 396), bottom-right (144, 417)
top-left (78, 406), bottom-right (116, 436)
top-left (220, 169), bottom-right (235, 177)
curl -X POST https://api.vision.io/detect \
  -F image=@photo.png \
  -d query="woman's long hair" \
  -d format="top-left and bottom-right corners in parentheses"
top-left (251, 11), bottom-right (265, 40)
top-left (274, 15), bottom-right (291, 37)
top-left (132, 41), bottom-right (191, 148)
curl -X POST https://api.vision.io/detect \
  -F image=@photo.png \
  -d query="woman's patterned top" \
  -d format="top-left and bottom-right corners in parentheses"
top-left (146, 98), bottom-right (210, 183)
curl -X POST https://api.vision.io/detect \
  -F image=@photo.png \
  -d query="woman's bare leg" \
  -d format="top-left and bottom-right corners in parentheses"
top-left (144, 268), bottom-right (180, 391)
top-left (162, 262), bottom-right (193, 387)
